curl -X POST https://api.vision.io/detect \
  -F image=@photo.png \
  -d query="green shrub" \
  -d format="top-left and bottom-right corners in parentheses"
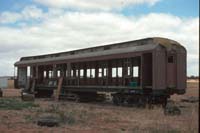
top-left (0, 98), bottom-right (39, 110)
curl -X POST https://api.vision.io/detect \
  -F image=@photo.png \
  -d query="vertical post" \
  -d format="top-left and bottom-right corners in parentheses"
top-left (84, 63), bottom-right (87, 85)
top-left (36, 65), bottom-right (39, 79)
top-left (67, 63), bottom-right (71, 77)
top-left (67, 62), bottom-right (71, 85)
top-left (95, 61), bottom-right (98, 85)
top-left (108, 60), bottom-right (112, 85)
top-left (53, 64), bottom-right (57, 78)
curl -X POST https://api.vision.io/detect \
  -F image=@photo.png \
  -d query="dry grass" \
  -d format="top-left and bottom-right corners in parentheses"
top-left (0, 81), bottom-right (199, 133)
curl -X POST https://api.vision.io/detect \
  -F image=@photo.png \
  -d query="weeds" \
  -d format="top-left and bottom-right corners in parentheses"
top-left (35, 103), bottom-right (77, 125)
top-left (0, 98), bottom-right (39, 110)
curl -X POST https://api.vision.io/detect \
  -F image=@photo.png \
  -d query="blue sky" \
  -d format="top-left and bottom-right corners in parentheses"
top-left (0, 0), bottom-right (199, 17)
top-left (0, 0), bottom-right (199, 76)
top-left (122, 0), bottom-right (199, 17)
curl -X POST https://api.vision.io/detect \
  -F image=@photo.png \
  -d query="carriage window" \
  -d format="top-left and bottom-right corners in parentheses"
top-left (66, 70), bottom-right (68, 77)
top-left (133, 66), bottom-right (139, 77)
top-left (27, 66), bottom-right (31, 77)
top-left (71, 70), bottom-right (74, 77)
top-left (118, 67), bottom-right (122, 77)
top-left (112, 68), bottom-right (117, 78)
top-left (87, 69), bottom-right (90, 78)
top-left (168, 56), bottom-right (174, 63)
top-left (80, 69), bottom-right (84, 78)
top-left (98, 68), bottom-right (102, 77)
top-left (127, 67), bottom-right (131, 76)
top-left (91, 69), bottom-right (95, 78)
top-left (76, 69), bottom-right (79, 77)
top-left (49, 71), bottom-right (53, 78)
top-left (44, 71), bottom-right (47, 78)
top-left (103, 68), bottom-right (107, 76)
top-left (57, 70), bottom-right (61, 77)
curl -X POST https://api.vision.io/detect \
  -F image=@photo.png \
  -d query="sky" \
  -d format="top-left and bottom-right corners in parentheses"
top-left (0, 0), bottom-right (199, 76)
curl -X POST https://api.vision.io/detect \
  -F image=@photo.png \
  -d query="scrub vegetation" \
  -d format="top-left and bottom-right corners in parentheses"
top-left (0, 80), bottom-right (198, 133)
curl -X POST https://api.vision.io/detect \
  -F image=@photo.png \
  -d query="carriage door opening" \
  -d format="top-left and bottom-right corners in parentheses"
top-left (167, 54), bottom-right (177, 88)
top-left (142, 53), bottom-right (152, 88)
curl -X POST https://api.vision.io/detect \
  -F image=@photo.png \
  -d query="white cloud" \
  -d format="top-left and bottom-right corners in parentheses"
top-left (33, 0), bottom-right (160, 11)
top-left (0, 5), bottom-right (43, 24)
top-left (0, 10), bottom-right (199, 76)
top-left (0, 12), bottom-right (22, 24)
top-left (22, 5), bottom-right (43, 20)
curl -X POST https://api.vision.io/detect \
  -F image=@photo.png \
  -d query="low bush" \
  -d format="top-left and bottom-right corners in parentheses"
top-left (0, 98), bottom-right (39, 110)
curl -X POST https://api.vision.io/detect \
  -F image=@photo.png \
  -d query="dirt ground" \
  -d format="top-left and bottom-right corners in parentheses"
top-left (0, 80), bottom-right (199, 133)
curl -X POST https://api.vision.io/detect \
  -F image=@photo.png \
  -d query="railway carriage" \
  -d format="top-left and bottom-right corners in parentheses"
top-left (14, 37), bottom-right (187, 106)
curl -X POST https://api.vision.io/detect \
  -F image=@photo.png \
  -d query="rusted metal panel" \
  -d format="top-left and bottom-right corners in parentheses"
top-left (176, 52), bottom-right (186, 90)
top-left (153, 48), bottom-right (167, 90)
top-left (15, 44), bottom-right (157, 66)
top-left (15, 37), bottom-right (187, 95)
top-left (167, 52), bottom-right (177, 88)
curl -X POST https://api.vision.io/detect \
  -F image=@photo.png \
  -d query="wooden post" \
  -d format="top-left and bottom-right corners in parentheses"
top-left (36, 65), bottom-right (39, 79)
top-left (55, 77), bottom-right (63, 101)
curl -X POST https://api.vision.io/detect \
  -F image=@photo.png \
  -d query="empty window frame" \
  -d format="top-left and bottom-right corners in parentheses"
top-left (66, 70), bottom-right (68, 77)
top-left (127, 67), bottom-right (131, 76)
top-left (76, 69), bottom-right (79, 77)
top-left (43, 70), bottom-right (46, 78)
top-left (168, 56), bottom-right (174, 63)
top-left (71, 70), bottom-right (74, 77)
top-left (87, 69), bottom-right (90, 78)
top-left (49, 71), bottom-right (53, 78)
top-left (91, 69), bottom-right (95, 78)
top-left (98, 68), bottom-right (102, 77)
top-left (80, 69), bottom-right (84, 78)
top-left (117, 67), bottom-right (122, 77)
top-left (133, 66), bottom-right (139, 77)
top-left (57, 70), bottom-right (61, 77)
top-left (27, 66), bottom-right (31, 77)
top-left (112, 68), bottom-right (117, 78)
top-left (103, 68), bottom-right (107, 77)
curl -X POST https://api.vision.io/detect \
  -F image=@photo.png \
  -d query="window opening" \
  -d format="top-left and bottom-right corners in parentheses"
top-left (133, 66), bottom-right (139, 77)
top-left (57, 70), bottom-right (61, 77)
top-left (49, 71), bottom-right (53, 78)
top-left (66, 70), bottom-right (68, 77)
top-left (98, 68), bottom-right (102, 77)
top-left (118, 67), bottom-right (122, 77)
top-left (127, 67), bottom-right (130, 76)
top-left (71, 70), bottom-right (74, 77)
top-left (27, 66), bottom-right (30, 77)
top-left (91, 69), bottom-right (95, 78)
top-left (168, 56), bottom-right (174, 63)
top-left (87, 69), bottom-right (90, 78)
top-left (76, 69), bottom-right (79, 77)
top-left (112, 68), bottom-right (117, 78)
top-left (44, 71), bottom-right (47, 78)
top-left (103, 68), bottom-right (107, 77)
top-left (80, 69), bottom-right (84, 78)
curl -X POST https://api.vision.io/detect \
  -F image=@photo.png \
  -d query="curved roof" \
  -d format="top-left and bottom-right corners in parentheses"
top-left (15, 37), bottom-right (186, 66)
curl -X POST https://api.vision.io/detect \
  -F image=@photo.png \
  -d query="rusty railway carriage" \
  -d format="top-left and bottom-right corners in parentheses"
top-left (14, 37), bottom-right (186, 106)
